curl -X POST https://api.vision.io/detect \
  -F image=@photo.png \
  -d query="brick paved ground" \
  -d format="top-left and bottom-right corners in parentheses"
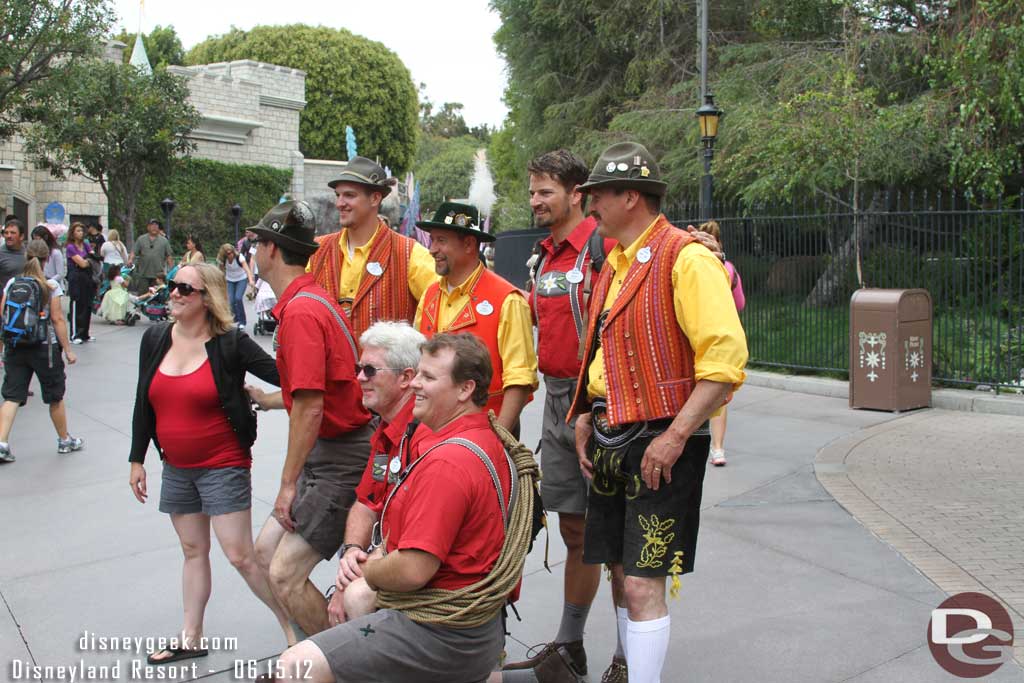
top-left (817, 409), bottom-right (1024, 666)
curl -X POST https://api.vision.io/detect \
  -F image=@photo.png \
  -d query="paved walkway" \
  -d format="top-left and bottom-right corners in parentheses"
top-left (817, 409), bottom-right (1024, 667)
top-left (0, 316), bottom-right (1022, 682)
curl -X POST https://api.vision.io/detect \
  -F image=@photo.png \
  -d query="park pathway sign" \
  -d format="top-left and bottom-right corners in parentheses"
top-left (849, 288), bottom-right (932, 412)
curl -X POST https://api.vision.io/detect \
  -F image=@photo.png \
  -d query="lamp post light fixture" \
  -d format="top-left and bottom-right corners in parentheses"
top-left (695, 93), bottom-right (722, 223)
top-left (160, 197), bottom-right (176, 242)
top-left (230, 203), bottom-right (242, 244)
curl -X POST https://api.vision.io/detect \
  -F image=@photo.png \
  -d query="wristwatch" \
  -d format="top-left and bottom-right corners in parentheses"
top-left (339, 543), bottom-right (364, 558)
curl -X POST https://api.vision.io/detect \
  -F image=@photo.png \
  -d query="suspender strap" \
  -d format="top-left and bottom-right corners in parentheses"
top-left (567, 243), bottom-right (589, 342)
top-left (373, 437), bottom-right (515, 549)
top-left (291, 291), bottom-right (358, 359)
top-left (529, 252), bottom-right (545, 323)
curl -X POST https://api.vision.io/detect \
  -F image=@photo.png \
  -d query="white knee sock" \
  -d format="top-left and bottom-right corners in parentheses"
top-left (615, 606), bottom-right (629, 658)
top-left (626, 615), bottom-right (670, 683)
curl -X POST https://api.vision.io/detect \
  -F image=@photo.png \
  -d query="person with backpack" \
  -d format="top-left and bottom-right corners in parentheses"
top-left (129, 262), bottom-right (293, 662)
top-left (0, 238), bottom-right (82, 463)
top-left (701, 220), bottom-right (746, 467)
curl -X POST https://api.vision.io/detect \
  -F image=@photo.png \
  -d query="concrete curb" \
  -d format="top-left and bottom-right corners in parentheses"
top-left (814, 412), bottom-right (1024, 666)
top-left (745, 369), bottom-right (1024, 417)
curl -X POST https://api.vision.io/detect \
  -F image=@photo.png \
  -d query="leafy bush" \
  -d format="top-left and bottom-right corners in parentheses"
top-left (118, 158), bottom-right (291, 254)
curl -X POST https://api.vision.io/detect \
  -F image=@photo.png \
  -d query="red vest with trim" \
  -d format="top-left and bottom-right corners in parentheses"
top-left (569, 216), bottom-right (697, 427)
top-left (308, 220), bottom-right (418, 345)
top-left (418, 269), bottom-right (523, 415)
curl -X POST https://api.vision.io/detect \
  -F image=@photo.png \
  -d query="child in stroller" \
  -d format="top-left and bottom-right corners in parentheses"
top-left (130, 274), bottom-right (170, 322)
top-left (252, 278), bottom-right (278, 336)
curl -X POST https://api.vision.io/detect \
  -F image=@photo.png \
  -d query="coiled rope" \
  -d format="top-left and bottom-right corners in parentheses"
top-left (375, 413), bottom-right (540, 628)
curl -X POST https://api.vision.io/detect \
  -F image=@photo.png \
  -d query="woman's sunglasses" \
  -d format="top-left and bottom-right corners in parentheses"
top-left (169, 281), bottom-right (205, 297)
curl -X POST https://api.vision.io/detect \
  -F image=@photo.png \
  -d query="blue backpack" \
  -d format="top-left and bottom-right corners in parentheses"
top-left (3, 277), bottom-right (50, 347)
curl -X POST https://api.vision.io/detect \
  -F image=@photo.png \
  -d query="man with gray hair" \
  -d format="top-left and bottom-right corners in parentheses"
top-left (327, 320), bottom-right (427, 626)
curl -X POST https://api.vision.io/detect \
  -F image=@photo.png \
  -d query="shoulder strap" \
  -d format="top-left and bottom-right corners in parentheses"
top-left (375, 436), bottom-right (516, 548)
top-left (290, 291), bottom-right (358, 359)
top-left (587, 229), bottom-right (606, 274)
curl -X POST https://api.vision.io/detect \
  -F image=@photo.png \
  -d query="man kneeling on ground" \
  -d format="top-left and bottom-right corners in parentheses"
top-left (269, 333), bottom-right (513, 683)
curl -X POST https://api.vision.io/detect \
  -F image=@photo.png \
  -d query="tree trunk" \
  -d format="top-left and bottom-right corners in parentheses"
top-left (804, 192), bottom-right (885, 307)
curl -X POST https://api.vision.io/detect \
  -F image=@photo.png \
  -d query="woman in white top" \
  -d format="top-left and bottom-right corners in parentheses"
top-left (100, 229), bottom-right (129, 266)
top-left (216, 243), bottom-right (254, 328)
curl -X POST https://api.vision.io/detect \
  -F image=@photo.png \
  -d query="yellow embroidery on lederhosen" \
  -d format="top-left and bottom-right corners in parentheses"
top-left (669, 551), bottom-right (684, 598)
top-left (636, 513), bottom-right (675, 569)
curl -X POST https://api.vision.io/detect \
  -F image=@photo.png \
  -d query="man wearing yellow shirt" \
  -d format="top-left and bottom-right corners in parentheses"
top-left (307, 156), bottom-right (436, 344)
top-left (567, 142), bottom-right (748, 683)
top-left (413, 202), bottom-right (538, 435)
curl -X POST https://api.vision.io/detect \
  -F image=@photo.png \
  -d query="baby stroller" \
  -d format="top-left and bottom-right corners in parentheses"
top-left (252, 279), bottom-right (278, 336)
top-left (132, 284), bottom-right (170, 322)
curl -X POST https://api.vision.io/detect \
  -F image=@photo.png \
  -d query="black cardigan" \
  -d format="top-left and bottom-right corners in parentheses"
top-left (130, 323), bottom-right (280, 463)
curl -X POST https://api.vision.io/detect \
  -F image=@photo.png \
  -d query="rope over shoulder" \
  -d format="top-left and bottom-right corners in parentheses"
top-left (375, 411), bottom-right (540, 628)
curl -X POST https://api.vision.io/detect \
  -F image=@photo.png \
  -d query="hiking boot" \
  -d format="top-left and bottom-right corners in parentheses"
top-left (57, 436), bottom-right (84, 454)
top-left (601, 656), bottom-right (628, 683)
top-left (504, 640), bottom-right (587, 677)
top-left (0, 443), bottom-right (14, 464)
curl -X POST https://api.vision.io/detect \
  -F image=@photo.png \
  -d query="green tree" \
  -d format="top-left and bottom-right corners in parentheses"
top-left (421, 101), bottom-right (471, 139)
top-left (927, 0), bottom-right (1024, 197)
top-left (24, 62), bottom-right (199, 248)
top-left (187, 25), bottom-right (418, 171)
top-left (113, 25), bottom-right (185, 68)
top-left (413, 135), bottom-right (479, 214)
top-left (0, 0), bottom-right (115, 140)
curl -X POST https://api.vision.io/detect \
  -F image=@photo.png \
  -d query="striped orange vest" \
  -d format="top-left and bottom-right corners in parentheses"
top-left (418, 268), bottom-right (524, 415)
top-left (308, 220), bottom-right (419, 345)
top-left (569, 216), bottom-right (697, 427)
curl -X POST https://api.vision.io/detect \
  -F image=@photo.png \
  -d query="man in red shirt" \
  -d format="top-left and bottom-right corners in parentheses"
top-left (326, 320), bottom-right (427, 626)
top-left (245, 201), bottom-right (374, 643)
top-left (270, 333), bottom-right (510, 683)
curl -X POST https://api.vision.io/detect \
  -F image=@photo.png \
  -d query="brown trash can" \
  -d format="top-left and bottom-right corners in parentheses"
top-left (849, 288), bottom-right (932, 412)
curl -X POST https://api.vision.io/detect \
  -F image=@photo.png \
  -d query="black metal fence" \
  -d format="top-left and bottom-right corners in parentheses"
top-left (667, 192), bottom-right (1024, 392)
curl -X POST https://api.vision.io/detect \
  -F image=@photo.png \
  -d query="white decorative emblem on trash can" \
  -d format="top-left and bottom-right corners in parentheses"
top-left (858, 331), bottom-right (887, 383)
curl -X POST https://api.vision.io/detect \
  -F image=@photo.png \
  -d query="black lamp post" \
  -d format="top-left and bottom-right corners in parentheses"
top-left (696, 93), bottom-right (722, 222)
top-left (230, 204), bottom-right (242, 244)
top-left (160, 197), bottom-right (176, 242)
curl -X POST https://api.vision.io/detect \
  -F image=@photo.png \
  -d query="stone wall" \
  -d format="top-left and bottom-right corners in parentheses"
top-left (0, 54), bottom-right (308, 229)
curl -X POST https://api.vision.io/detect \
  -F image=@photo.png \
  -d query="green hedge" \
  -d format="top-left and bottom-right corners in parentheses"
top-left (119, 158), bottom-right (292, 255)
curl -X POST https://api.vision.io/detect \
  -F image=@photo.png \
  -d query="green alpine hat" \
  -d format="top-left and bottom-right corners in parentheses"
top-left (416, 202), bottom-right (495, 243)
top-left (327, 156), bottom-right (392, 197)
top-left (246, 200), bottom-right (320, 255)
top-left (577, 142), bottom-right (668, 197)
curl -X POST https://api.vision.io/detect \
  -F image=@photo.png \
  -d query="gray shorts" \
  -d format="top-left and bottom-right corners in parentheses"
top-left (159, 463), bottom-right (251, 516)
top-left (308, 609), bottom-right (504, 683)
top-left (539, 376), bottom-right (588, 515)
top-left (292, 424), bottom-right (374, 560)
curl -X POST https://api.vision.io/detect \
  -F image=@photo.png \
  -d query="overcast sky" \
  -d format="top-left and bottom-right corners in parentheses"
top-left (113, 0), bottom-right (510, 127)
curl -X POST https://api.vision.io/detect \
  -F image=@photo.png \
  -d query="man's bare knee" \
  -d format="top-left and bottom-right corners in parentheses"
top-left (342, 578), bottom-right (377, 620)
top-left (277, 640), bottom-right (334, 683)
top-left (558, 513), bottom-right (586, 551)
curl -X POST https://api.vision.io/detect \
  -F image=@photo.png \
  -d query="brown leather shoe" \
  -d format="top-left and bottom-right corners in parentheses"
top-left (503, 640), bottom-right (588, 677)
top-left (601, 656), bottom-right (628, 683)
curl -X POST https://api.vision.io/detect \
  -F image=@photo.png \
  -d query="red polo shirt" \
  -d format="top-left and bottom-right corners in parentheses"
top-left (272, 274), bottom-right (371, 438)
top-left (355, 397), bottom-right (424, 514)
top-left (529, 217), bottom-right (616, 378)
top-left (380, 411), bottom-right (512, 592)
